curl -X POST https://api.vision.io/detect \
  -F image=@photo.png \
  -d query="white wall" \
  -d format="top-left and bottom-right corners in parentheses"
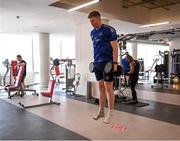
top-left (75, 22), bottom-right (97, 96)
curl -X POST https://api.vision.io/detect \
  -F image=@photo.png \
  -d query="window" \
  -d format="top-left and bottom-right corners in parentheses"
top-left (0, 33), bottom-right (33, 74)
top-left (50, 34), bottom-right (75, 59)
top-left (137, 43), bottom-right (169, 70)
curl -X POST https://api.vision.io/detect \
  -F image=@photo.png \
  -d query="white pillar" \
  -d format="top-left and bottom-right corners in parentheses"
top-left (39, 33), bottom-right (50, 88)
top-left (131, 42), bottom-right (138, 59)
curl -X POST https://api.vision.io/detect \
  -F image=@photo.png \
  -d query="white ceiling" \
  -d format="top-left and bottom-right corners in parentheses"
top-left (0, 0), bottom-right (88, 34)
top-left (0, 0), bottom-right (180, 35)
top-left (110, 19), bottom-right (180, 34)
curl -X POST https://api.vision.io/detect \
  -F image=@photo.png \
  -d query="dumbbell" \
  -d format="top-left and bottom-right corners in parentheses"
top-left (89, 62), bottom-right (95, 73)
top-left (104, 61), bottom-right (123, 77)
top-left (89, 61), bottom-right (123, 77)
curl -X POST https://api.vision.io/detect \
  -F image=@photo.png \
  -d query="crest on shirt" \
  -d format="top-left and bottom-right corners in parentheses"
top-left (99, 32), bottom-right (103, 37)
top-left (110, 28), bottom-right (115, 33)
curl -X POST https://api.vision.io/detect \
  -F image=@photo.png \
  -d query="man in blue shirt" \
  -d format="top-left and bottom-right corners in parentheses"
top-left (122, 57), bottom-right (130, 73)
top-left (88, 11), bottom-right (118, 124)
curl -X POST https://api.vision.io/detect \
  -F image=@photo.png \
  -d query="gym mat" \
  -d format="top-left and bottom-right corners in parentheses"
top-left (66, 94), bottom-right (180, 126)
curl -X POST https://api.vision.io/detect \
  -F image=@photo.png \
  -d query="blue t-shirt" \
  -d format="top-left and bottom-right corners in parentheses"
top-left (122, 58), bottom-right (130, 73)
top-left (90, 24), bottom-right (117, 63)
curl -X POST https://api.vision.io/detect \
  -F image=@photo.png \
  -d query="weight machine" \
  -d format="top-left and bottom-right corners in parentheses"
top-left (115, 34), bottom-right (136, 102)
top-left (171, 49), bottom-right (180, 75)
top-left (170, 49), bottom-right (180, 85)
top-left (50, 58), bottom-right (79, 95)
top-left (151, 50), bottom-right (169, 89)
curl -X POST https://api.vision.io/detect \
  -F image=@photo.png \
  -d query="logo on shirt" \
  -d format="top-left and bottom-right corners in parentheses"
top-left (99, 32), bottom-right (103, 37)
top-left (110, 28), bottom-right (115, 33)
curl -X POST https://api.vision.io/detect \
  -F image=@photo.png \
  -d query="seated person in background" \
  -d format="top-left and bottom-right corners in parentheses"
top-left (125, 54), bottom-right (139, 104)
top-left (16, 55), bottom-right (27, 90)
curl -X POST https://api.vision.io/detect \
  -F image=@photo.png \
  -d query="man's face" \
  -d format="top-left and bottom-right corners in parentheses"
top-left (89, 16), bottom-right (101, 28)
top-left (16, 57), bottom-right (21, 62)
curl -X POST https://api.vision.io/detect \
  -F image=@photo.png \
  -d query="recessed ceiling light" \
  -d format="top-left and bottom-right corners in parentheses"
top-left (68, 0), bottom-right (100, 12)
top-left (140, 21), bottom-right (170, 27)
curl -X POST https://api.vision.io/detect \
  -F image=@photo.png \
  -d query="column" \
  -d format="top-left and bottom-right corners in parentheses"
top-left (131, 42), bottom-right (138, 59)
top-left (39, 33), bottom-right (50, 88)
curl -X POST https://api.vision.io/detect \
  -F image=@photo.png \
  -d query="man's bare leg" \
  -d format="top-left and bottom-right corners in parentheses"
top-left (93, 80), bottom-right (107, 120)
top-left (103, 81), bottom-right (115, 123)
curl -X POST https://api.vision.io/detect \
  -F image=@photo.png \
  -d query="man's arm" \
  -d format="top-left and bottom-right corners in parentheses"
top-left (110, 40), bottom-right (118, 71)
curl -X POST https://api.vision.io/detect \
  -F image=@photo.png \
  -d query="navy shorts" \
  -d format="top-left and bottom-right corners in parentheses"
top-left (94, 62), bottom-right (114, 82)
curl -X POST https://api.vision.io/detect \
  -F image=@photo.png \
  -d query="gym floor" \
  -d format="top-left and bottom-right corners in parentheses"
top-left (0, 87), bottom-right (180, 140)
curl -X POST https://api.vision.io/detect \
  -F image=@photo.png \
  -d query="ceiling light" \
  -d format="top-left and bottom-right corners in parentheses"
top-left (140, 22), bottom-right (170, 28)
top-left (68, 0), bottom-right (100, 12)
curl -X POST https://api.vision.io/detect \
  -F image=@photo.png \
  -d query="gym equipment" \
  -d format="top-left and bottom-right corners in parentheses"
top-left (73, 73), bottom-right (81, 94)
top-left (117, 34), bottom-right (136, 50)
top-left (114, 34), bottom-right (135, 102)
top-left (88, 61), bottom-right (123, 77)
top-left (151, 64), bottom-right (168, 88)
top-left (151, 50), bottom-right (169, 89)
top-left (7, 64), bottom-right (25, 98)
top-left (11, 60), bottom-right (18, 78)
top-left (1, 60), bottom-right (19, 87)
top-left (65, 59), bottom-right (76, 95)
top-left (50, 58), bottom-right (65, 84)
top-left (2, 59), bottom-right (11, 86)
top-left (104, 62), bottom-right (123, 76)
top-left (137, 58), bottom-right (144, 77)
top-left (89, 62), bottom-right (94, 73)
top-left (50, 58), bottom-right (78, 95)
top-left (6, 64), bottom-right (37, 99)
top-left (53, 58), bottom-right (60, 66)
top-left (118, 34), bottom-right (136, 42)
top-left (171, 49), bottom-right (180, 74)
top-left (50, 58), bottom-right (59, 80)
top-left (159, 50), bottom-right (169, 78)
top-left (19, 80), bottom-right (60, 109)
top-left (54, 66), bottom-right (60, 76)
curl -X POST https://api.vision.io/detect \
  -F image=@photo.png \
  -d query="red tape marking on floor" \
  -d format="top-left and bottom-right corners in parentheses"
top-left (112, 124), bottom-right (127, 132)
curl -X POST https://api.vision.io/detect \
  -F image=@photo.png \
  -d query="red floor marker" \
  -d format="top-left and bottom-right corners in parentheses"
top-left (60, 107), bottom-right (67, 112)
top-left (112, 124), bottom-right (127, 132)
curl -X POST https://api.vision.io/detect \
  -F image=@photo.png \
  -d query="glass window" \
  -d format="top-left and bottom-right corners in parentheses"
top-left (50, 34), bottom-right (75, 59)
top-left (137, 43), bottom-right (169, 70)
top-left (0, 33), bottom-right (33, 74)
